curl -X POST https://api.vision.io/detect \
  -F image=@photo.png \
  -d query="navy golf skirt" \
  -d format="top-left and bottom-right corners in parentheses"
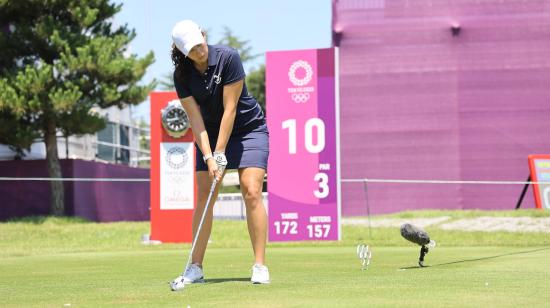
top-left (195, 123), bottom-right (269, 171)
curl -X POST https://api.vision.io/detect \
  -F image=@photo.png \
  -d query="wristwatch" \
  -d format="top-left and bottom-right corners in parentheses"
top-left (203, 153), bottom-right (213, 163)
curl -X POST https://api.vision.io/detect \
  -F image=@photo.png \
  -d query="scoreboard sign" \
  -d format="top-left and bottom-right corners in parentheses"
top-left (266, 48), bottom-right (341, 241)
top-left (528, 154), bottom-right (550, 210)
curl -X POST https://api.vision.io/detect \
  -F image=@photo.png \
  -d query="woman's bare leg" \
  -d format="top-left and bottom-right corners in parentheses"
top-left (238, 167), bottom-right (267, 265)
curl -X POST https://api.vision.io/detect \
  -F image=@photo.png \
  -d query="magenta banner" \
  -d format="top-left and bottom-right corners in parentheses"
top-left (266, 48), bottom-right (341, 241)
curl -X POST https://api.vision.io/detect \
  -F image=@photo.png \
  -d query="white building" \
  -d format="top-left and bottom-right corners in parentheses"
top-left (0, 106), bottom-right (149, 167)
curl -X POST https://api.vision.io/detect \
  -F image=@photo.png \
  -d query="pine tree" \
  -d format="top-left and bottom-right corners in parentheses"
top-left (246, 64), bottom-right (265, 114)
top-left (216, 26), bottom-right (259, 64)
top-left (0, 0), bottom-right (155, 216)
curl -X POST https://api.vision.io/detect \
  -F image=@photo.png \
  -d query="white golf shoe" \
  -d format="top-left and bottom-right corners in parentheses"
top-left (183, 263), bottom-right (204, 284)
top-left (251, 264), bottom-right (270, 284)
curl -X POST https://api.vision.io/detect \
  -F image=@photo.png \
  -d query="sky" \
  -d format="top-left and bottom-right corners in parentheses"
top-left (113, 0), bottom-right (333, 121)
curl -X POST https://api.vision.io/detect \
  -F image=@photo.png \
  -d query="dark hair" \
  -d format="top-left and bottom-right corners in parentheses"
top-left (171, 44), bottom-right (193, 84)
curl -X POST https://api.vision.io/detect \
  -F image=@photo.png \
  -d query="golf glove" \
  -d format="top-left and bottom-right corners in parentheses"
top-left (214, 151), bottom-right (227, 173)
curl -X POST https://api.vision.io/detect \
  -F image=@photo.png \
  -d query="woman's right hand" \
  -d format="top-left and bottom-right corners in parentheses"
top-left (206, 158), bottom-right (222, 182)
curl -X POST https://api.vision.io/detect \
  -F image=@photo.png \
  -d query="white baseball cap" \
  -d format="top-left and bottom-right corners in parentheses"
top-left (171, 20), bottom-right (204, 56)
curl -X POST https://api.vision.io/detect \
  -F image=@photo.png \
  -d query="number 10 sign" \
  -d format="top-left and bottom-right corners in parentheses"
top-left (266, 48), bottom-right (341, 241)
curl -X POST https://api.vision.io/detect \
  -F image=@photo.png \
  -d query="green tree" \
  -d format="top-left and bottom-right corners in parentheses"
top-left (158, 72), bottom-right (175, 91)
top-left (0, 110), bottom-right (39, 159)
top-left (246, 64), bottom-right (265, 113)
top-left (0, 0), bottom-right (155, 216)
top-left (216, 26), bottom-right (259, 64)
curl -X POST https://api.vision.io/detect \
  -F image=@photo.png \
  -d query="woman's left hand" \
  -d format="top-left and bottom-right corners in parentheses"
top-left (214, 152), bottom-right (228, 175)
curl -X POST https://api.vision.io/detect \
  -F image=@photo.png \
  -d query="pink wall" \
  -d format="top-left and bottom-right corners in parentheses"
top-left (333, 0), bottom-right (550, 215)
top-left (0, 159), bottom-right (149, 221)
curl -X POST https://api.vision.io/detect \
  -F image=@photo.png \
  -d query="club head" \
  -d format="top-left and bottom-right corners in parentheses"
top-left (170, 276), bottom-right (186, 291)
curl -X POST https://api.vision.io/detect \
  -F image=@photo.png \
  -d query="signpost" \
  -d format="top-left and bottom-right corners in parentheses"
top-left (266, 48), bottom-right (341, 241)
top-left (150, 92), bottom-right (196, 243)
top-left (528, 154), bottom-right (550, 210)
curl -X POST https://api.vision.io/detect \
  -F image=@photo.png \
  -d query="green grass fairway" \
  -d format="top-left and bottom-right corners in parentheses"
top-left (2, 247), bottom-right (550, 307)
top-left (2, 210), bottom-right (550, 307)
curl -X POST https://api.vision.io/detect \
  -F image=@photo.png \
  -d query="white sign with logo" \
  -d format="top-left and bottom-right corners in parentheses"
top-left (160, 142), bottom-right (194, 210)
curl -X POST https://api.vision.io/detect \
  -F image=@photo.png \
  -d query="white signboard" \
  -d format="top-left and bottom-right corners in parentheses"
top-left (160, 142), bottom-right (194, 210)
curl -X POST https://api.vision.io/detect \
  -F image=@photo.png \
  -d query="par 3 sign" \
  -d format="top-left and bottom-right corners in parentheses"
top-left (266, 48), bottom-right (341, 241)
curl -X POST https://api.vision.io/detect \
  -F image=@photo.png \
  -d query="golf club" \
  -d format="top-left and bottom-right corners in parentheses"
top-left (170, 158), bottom-right (227, 291)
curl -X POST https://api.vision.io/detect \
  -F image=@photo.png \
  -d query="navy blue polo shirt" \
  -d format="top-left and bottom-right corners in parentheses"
top-left (173, 45), bottom-right (265, 137)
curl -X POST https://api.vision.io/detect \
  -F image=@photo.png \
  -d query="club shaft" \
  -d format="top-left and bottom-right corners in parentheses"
top-left (182, 178), bottom-right (218, 274)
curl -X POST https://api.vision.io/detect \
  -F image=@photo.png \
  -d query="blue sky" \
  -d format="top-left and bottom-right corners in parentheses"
top-left (113, 0), bottom-right (332, 121)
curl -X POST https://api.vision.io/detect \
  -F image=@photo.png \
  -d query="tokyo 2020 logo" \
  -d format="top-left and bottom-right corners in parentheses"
top-left (287, 60), bottom-right (314, 103)
top-left (165, 147), bottom-right (188, 169)
top-left (288, 60), bottom-right (313, 86)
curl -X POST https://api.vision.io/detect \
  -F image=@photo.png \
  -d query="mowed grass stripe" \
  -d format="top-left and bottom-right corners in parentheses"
top-left (2, 247), bottom-right (550, 307)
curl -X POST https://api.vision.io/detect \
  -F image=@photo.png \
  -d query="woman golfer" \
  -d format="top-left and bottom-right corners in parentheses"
top-left (169, 19), bottom-right (270, 287)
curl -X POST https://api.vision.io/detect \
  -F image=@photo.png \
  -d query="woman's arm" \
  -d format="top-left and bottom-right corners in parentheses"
top-left (215, 79), bottom-right (243, 153)
top-left (179, 96), bottom-right (220, 178)
top-left (179, 96), bottom-right (211, 156)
